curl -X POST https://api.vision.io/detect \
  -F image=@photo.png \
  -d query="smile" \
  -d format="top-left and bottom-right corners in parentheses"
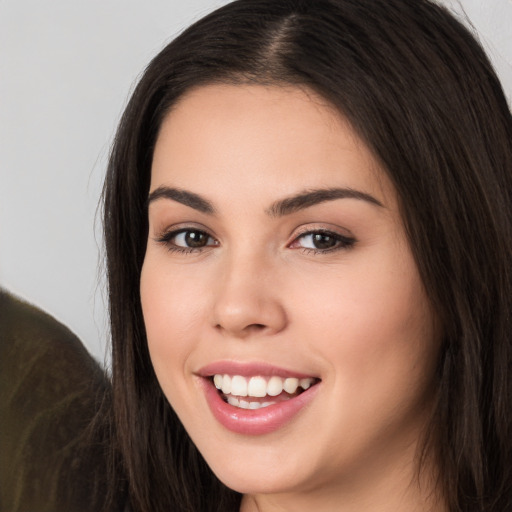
top-left (198, 363), bottom-right (321, 435)
top-left (212, 374), bottom-right (317, 410)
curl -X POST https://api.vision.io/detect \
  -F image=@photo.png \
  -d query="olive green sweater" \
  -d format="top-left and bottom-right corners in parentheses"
top-left (0, 290), bottom-right (117, 511)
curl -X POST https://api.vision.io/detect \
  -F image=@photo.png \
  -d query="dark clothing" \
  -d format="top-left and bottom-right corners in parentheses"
top-left (0, 290), bottom-right (119, 511)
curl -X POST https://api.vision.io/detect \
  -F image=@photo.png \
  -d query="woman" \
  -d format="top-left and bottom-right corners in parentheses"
top-left (101, 0), bottom-right (512, 510)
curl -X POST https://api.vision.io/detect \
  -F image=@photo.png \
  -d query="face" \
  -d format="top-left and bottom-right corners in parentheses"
top-left (141, 84), bottom-right (441, 508)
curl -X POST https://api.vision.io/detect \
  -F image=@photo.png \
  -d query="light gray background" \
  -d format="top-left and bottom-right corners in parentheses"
top-left (1, 0), bottom-right (511, 366)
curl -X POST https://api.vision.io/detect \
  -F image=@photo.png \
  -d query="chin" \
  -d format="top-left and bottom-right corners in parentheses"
top-left (213, 467), bottom-right (303, 496)
top-left (198, 443), bottom-right (318, 495)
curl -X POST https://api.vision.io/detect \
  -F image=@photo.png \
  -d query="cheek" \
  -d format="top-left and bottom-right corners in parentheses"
top-left (139, 258), bottom-right (206, 389)
top-left (290, 253), bottom-right (439, 468)
top-left (292, 245), bottom-right (439, 403)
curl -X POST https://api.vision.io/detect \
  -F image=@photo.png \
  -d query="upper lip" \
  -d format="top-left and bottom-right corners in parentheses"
top-left (197, 361), bottom-right (319, 380)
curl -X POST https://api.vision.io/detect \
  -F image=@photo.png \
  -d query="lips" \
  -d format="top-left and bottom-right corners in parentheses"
top-left (197, 362), bottom-right (321, 435)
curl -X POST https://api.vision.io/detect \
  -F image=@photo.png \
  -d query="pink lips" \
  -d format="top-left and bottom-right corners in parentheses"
top-left (197, 362), bottom-right (320, 435)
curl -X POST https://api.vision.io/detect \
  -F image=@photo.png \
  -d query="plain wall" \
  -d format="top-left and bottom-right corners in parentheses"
top-left (1, 0), bottom-right (511, 365)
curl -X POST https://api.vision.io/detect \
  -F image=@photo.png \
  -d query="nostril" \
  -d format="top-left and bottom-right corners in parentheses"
top-left (246, 323), bottom-right (267, 333)
top-left (214, 322), bottom-right (270, 339)
top-left (215, 322), bottom-right (266, 331)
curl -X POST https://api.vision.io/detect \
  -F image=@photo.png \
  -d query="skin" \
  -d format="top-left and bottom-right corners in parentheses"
top-left (140, 84), bottom-right (445, 512)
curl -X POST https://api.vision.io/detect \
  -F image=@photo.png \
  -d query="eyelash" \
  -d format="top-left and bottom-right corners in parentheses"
top-left (156, 229), bottom-right (218, 254)
top-left (291, 229), bottom-right (356, 254)
top-left (155, 228), bottom-right (356, 255)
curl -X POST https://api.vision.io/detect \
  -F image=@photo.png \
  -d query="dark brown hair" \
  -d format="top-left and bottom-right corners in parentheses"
top-left (102, 1), bottom-right (512, 510)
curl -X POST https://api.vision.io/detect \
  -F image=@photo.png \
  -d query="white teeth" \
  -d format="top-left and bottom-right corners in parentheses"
top-left (230, 375), bottom-right (248, 397)
top-left (267, 376), bottom-right (283, 396)
top-left (248, 376), bottom-right (267, 397)
top-left (221, 374), bottom-right (232, 394)
top-left (212, 374), bottom-right (316, 398)
top-left (283, 377), bottom-right (299, 394)
top-left (213, 374), bottom-right (223, 390)
top-left (227, 395), bottom-right (239, 407)
top-left (225, 396), bottom-right (277, 410)
top-left (239, 399), bottom-right (250, 409)
top-left (300, 378), bottom-right (312, 390)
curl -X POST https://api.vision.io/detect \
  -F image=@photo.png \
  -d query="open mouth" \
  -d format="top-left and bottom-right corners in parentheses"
top-left (210, 374), bottom-right (320, 410)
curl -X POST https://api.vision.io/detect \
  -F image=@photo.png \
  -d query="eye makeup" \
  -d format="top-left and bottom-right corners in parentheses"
top-left (154, 224), bottom-right (356, 256)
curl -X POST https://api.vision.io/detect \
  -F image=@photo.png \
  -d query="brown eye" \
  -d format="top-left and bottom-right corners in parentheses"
top-left (292, 230), bottom-right (356, 253)
top-left (157, 228), bottom-right (218, 252)
top-left (310, 233), bottom-right (337, 249)
top-left (183, 230), bottom-right (210, 248)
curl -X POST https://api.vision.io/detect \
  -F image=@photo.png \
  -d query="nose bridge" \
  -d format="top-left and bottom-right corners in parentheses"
top-left (212, 246), bottom-right (287, 337)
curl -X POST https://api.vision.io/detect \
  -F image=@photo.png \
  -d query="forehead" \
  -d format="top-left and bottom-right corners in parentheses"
top-left (151, 84), bottom-right (394, 208)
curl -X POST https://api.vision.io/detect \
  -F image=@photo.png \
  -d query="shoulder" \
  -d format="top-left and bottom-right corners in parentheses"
top-left (0, 289), bottom-right (106, 433)
top-left (0, 288), bottom-right (99, 371)
top-left (0, 289), bottom-right (117, 512)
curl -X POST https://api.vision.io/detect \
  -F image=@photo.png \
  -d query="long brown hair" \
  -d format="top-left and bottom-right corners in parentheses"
top-left (101, 1), bottom-right (512, 510)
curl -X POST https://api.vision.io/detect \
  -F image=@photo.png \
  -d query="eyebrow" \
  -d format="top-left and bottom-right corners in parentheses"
top-left (147, 185), bottom-right (383, 216)
top-left (266, 187), bottom-right (384, 217)
top-left (147, 186), bottom-right (216, 214)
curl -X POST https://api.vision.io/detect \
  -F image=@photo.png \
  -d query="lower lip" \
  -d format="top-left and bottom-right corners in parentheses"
top-left (200, 378), bottom-right (320, 435)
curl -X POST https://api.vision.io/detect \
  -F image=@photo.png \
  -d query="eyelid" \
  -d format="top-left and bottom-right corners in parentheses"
top-left (152, 222), bottom-right (356, 255)
top-left (290, 222), bottom-right (355, 241)
top-left (288, 224), bottom-right (357, 253)
top-left (154, 221), bottom-right (216, 240)
top-left (154, 224), bottom-right (219, 253)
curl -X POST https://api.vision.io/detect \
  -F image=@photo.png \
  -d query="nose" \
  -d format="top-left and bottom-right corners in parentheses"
top-left (211, 254), bottom-right (287, 339)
